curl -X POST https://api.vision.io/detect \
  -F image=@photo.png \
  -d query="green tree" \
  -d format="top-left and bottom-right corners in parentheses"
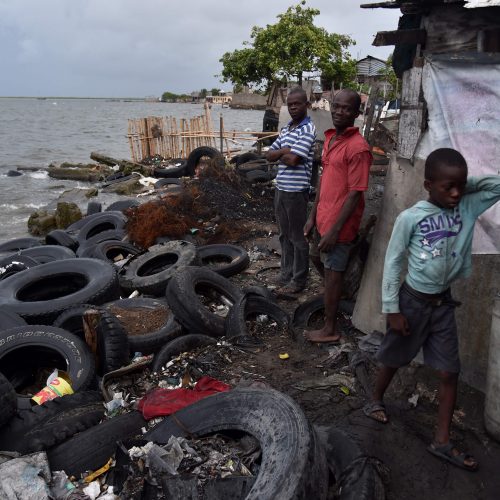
top-left (200, 88), bottom-right (208, 98)
top-left (161, 91), bottom-right (178, 102)
top-left (210, 88), bottom-right (221, 96)
top-left (219, 1), bottom-right (355, 90)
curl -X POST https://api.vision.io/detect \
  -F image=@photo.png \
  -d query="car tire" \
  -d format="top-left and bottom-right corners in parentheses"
top-left (151, 334), bottom-right (216, 372)
top-left (0, 255), bottom-right (39, 281)
top-left (119, 241), bottom-right (199, 296)
top-left (76, 212), bottom-right (127, 246)
top-left (105, 199), bottom-right (140, 213)
top-left (95, 311), bottom-right (130, 375)
top-left (197, 244), bottom-right (250, 277)
top-left (80, 240), bottom-right (142, 262)
top-left (0, 258), bottom-right (120, 324)
top-left (47, 411), bottom-right (147, 476)
top-left (0, 237), bottom-right (41, 253)
top-left (185, 147), bottom-right (224, 176)
top-left (45, 229), bottom-right (79, 250)
top-left (145, 388), bottom-right (329, 500)
top-left (0, 391), bottom-right (104, 453)
top-left (15, 245), bottom-right (76, 264)
top-left (102, 298), bottom-right (183, 355)
top-left (0, 325), bottom-right (96, 404)
top-left (0, 306), bottom-right (27, 331)
top-left (166, 266), bottom-right (243, 337)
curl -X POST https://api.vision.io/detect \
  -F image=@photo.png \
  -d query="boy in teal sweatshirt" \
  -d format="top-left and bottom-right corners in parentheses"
top-left (364, 148), bottom-right (500, 471)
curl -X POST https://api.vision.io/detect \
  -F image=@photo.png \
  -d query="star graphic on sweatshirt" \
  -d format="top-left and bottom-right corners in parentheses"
top-left (419, 252), bottom-right (427, 259)
top-left (431, 248), bottom-right (441, 258)
top-left (420, 237), bottom-right (431, 248)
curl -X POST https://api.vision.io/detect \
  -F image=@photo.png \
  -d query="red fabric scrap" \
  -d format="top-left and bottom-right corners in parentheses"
top-left (138, 376), bottom-right (230, 420)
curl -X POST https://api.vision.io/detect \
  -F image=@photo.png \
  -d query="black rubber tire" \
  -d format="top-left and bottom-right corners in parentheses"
top-left (0, 391), bottom-right (104, 453)
top-left (102, 298), bottom-right (183, 355)
top-left (120, 241), bottom-right (199, 296)
top-left (197, 244), bottom-right (250, 277)
top-left (0, 258), bottom-right (120, 324)
top-left (0, 372), bottom-right (17, 428)
top-left (45, 229), bottom-right (79, 250)
top-left (225, 294), bottom-right (294, 341)
top-left (79, 240), bottom-right (142, 262)
top-left (87, 201), bottom-right (102, 215)
top-left (0, 255), bottom-right (39, 281)
top-left (166, 266), bottom-right (243, 337)
top-left (293, 295), bottom-right (324, 328)
top-left (242, 285), bottom-right (274, 300)
top-left (151, 334), bottom-right (216, 372)
top-left (105, 199), bottom-right (140, 213)
top-left (236, 159), bottom-right (269, 174)
top-left (185, 146), bottom-right (224, 176)
top-left (292, 295), bottom-right (353, 327)
top-left (0, 237), bottom-right (41, 253)
top-left (153, 177), bottom-right (182, 189)
top-left (47, 410), bottom-right (147, 476)
top-left (53, 304), bottom-right (98, 340)
top-left (15, 245), bottom-right (76, 264)
top-left (95, 311), bottom-right (130, 375)
top-left (317, 426), bottom-right (386, 500)
top-left (145, 388), bottom-right (329, 500)
top-left (76, 212), bottom-right (127, 246)
top-left (76, 229), bottom-right (126, 257)
top-left (245, 169), bottom-right (276, 182)
top-left (0, 325), bottom-right (96, 402)
top-left (232, 152), bottom-right (262, 166)
top-left (154, 158), bottom-right (187, 178)
top-left (0, 306), bottom-right (27, 331)
top-left (101, 174), bottom-right (134, 187)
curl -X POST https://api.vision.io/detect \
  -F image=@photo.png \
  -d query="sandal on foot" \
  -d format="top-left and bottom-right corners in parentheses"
top-left (427, 442), bottom-right (478, 471)
top-left (363, 400), bottom-right (389, 424)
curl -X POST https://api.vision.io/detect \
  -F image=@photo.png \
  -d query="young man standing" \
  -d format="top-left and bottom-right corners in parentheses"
top-left (267, 87), bottom-right (316, 294)
top-left (304, 89), bottom-right (372, 342)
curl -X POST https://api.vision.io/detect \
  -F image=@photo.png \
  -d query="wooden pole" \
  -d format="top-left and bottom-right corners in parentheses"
top-left (219, 114), bottom-right (224, 154)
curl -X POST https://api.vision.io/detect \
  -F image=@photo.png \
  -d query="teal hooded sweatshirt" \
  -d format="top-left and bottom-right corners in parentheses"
top-left (382, 175), bottom-right (500, 314)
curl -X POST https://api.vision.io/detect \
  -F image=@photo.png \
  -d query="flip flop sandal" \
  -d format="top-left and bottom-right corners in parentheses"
top-left (427, 442), bottom-right (478, 471)
top-left (363, 400), bottom-right (389, 424)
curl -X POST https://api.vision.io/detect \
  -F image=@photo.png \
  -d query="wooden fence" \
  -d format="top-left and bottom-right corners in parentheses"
top-left (127, 107), bottom-right (277, 162)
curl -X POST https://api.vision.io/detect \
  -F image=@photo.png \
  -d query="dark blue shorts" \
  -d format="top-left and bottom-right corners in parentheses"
top-left (376, 283), bottom-right (461, 373)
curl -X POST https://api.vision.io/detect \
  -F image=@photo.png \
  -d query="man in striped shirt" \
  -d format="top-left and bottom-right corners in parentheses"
top-left (267, 87), bottom-right (316, 294)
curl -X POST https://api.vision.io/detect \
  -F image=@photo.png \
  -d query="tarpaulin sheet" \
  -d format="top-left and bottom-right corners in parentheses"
top-left (416, 57), bottom-right (500, 254)
top-left (138, 376), bottom-right (231, 420)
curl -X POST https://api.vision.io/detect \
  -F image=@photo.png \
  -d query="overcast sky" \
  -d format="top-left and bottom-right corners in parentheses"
top-left (0, 0), bottom-right (400, 98)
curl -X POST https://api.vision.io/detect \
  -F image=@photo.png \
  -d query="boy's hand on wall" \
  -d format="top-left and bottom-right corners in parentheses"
top-left (387, 313), bottom-right (410, 336)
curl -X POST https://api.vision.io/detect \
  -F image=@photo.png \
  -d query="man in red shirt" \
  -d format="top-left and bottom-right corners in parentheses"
top-left (304, 89), bottom-right (372, 342)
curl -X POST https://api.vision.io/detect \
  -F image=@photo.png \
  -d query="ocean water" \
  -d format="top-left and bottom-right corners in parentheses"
top-left (0, 98), bottom-right (263, 241)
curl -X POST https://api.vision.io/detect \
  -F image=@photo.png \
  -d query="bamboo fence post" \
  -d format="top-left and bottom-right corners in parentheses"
top-left (173, 117), bottom-right (178, 158)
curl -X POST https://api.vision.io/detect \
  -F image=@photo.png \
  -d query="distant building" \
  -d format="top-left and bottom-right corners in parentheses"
top-left (206, 92), bottom-right (232, 105)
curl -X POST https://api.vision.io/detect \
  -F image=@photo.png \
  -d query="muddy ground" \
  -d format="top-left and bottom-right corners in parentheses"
top-left (121, 168), bottom-right (500, 500)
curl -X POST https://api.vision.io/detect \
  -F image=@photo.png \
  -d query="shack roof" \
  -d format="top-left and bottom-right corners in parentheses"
top-left (361, 0), bottom-right (500, 8)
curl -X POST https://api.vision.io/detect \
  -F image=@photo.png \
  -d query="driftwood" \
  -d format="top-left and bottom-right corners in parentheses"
top-left (83, 309), bottom-right (102, 368)
top-left (90, 152), bottom-right (119, 167)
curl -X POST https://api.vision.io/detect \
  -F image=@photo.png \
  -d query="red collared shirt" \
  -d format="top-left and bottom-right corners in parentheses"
top-left (315, 127), bottom-right (371, 242)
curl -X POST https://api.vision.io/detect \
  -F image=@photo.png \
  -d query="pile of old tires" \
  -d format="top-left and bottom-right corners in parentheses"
top-left (0, 205), bottom-right (382, 498)
top-left (230, 152), bottom-right (279, 183)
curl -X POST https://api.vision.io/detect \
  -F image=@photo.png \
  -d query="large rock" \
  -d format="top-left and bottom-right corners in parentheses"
top-left (28, 210), bottom-right (56, 236)
top-left (48, 162), bottom-right (113, 182)
top-left (54, 202), bottom-right (82, 229)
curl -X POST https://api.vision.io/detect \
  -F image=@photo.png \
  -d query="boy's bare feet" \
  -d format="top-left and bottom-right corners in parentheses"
top-left (305, 327), bottom-right (342, 343)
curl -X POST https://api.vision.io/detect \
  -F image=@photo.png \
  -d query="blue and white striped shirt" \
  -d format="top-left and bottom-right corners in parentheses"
top-left (270, 116), bottom-right (316, 192)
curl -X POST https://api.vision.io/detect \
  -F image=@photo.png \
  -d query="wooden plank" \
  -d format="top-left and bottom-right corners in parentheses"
top-left (397, 66), bottom-right (425, 159)
top-left (373, 29), bottom-right (427, 46)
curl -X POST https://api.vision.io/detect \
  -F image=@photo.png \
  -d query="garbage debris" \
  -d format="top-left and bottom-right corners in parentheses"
top-left (138, 376), bottom-right (231, 419)
top-left (32, 369), bottom-right (74, 405)
top-left (293, 373), bottom-right (356, 393)
top-left (0, 452), bottom-right (52, 500)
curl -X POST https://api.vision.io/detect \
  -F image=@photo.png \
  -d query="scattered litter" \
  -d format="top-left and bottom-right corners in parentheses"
top-left (82, 480), bottom-right (101, 500)
top-left (358, 330), bottom-right (384, 354)
top-left (293, 373), bottom-right (356, 393)
top-left (279, 353), bottom-right (290, 360)
top-left (84, 458), bottom-right (113, 483)
top-left (0, 452), bottom-right (52, 500)
top-left (408, 393), bottom-right (419, 408)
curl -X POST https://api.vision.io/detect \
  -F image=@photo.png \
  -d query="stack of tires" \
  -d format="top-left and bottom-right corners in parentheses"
top-left (230, 152), bottom-right (278, 183)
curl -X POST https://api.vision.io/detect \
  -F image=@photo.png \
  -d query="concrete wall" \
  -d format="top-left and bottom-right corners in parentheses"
top-left (230, 93), bottom-right (267, 110)
top-left (352, 154), bottom-right (500, 391)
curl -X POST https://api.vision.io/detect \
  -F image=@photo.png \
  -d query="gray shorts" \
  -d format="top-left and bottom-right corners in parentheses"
top-left (376, 283), bottom-right (461, 373)
top-left (309, 228), bottom-right (353, 272)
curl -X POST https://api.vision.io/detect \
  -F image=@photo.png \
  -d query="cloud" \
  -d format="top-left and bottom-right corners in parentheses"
top-left (0, 0), bottom-right (400, 97)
